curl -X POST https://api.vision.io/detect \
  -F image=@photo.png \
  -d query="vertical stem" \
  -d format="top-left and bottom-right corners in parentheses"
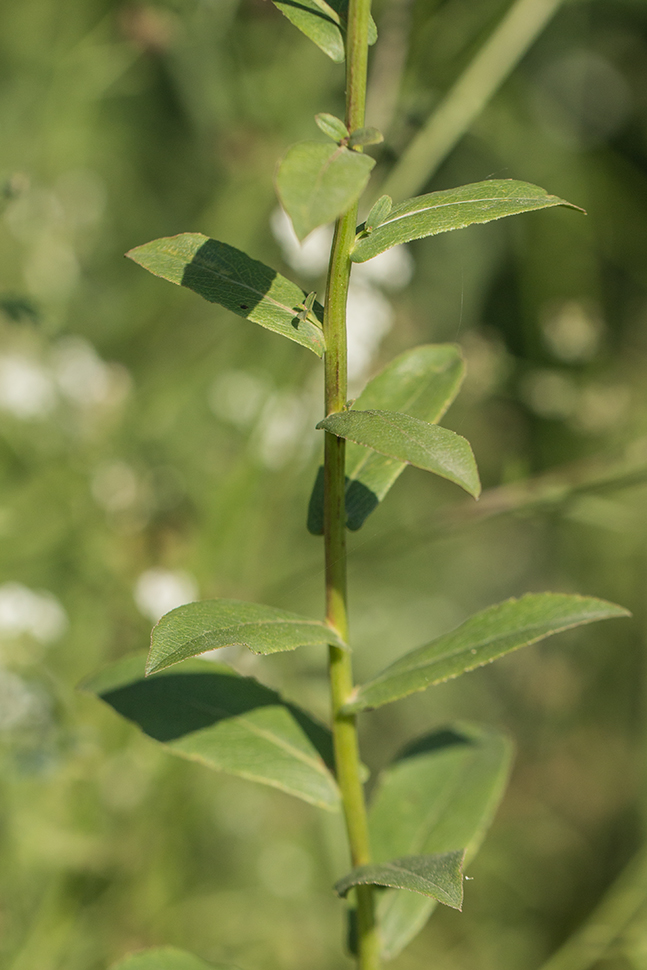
top-left (323, 1), bottom-right (379, 968)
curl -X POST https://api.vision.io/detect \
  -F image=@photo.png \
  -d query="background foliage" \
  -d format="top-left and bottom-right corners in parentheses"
top-left (1, 0), bottom-right (646, 968)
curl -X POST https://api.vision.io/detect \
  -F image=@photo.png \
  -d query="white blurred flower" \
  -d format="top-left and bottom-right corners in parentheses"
top-left (270, 207), bottom-right (332, 278)
top-left (0, 670), bottom-right (51, 732)
top-left (0, 583), bottom-right (67, 644)
top-left (520, 369), bottom-right (578, 420)
top-left (352, 244), bottom-right (413, 291)
top-left (92, 462), bottom-right (139, 512)
top-left (0, 355), bottom-right (56, 418)
top-left (134, 569), bottom-right (198, 624)
top-left (208, 370), bottom-right (269, 427)
top-left (347, 281), bottom-right (394, 390)
top-left (25, 237), bottom-right (79, 300)
top-left (541, 300), bottom-right (603, 362)
top-left (55, 169), bottom-right (107, 230)
top-left (255, 390), bottom-right (310, 470)
top-left (52, 337), bottom-right (112, 406)
top-left (571, 383), bottom-right (630, 434)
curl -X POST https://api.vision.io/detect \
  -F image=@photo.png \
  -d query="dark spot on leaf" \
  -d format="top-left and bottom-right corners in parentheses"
top-left (240, 304), bottom-right (249, 310)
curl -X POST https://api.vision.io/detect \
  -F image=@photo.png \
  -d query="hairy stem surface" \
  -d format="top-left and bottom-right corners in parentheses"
top-left (324, 0), bottom-right (379, 968)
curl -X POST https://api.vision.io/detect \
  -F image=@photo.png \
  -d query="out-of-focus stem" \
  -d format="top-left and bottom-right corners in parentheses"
top-left (537, 845), bottom-right (647, 970)
top-left (381, 0), bottom-right (566, 202)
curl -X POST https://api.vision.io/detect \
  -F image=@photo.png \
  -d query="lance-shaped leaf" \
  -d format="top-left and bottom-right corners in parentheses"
top-left (110, 946), bottom-right (239, 970)
top-left (317, 409), bottom-right (480, 499)
top-left (126, 233), bottom-right (325, 356)
top-left (335, 851), bottom-right (464, 910)
top-left (370, 724), bottom-right (513, 960)
top-left (83, 654), bottom-right (340, 811)
top-left (272, 0), bottom-right (377, 64)
top-left (276, 142), bottom-right (375, 241)
top-left (351, 179), bottom-right (584, 262)
top-left (147, 599), bottom-right (347, 675)
top-left (307, 344), bottom-right (465, 533)
top-left (345, 593), bottom-right (630, 713)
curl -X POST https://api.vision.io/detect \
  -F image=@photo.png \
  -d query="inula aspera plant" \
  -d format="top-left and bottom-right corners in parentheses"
top-left (84, 3), bottom-right (630, 969)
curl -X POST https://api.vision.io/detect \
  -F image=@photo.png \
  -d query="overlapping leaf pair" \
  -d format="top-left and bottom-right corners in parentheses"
top-left (86, 591), bottom-right (627, 957)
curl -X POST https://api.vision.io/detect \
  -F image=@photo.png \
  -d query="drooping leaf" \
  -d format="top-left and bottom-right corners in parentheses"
top-left (335, 851), bottom-right (464, 910)
top-left (370, 724), bottom-right (513, 960)
top-left (345, 593), bottom-right (630, 713)
top-left (110, 946), bottom-right (239, 970)
top-left (147, 599), bottom-right (347, 675)
top-left (351, 179), bottom-right (584, 263)
top-left (126, 234), bottom-right (325, 356)
top-left (308, 344), bottom-right (466, 533)
top-left (365, 194), bottom-right (392, 231)
top-left (316, 409), bottom-right (480, 498)
top-left (276, 142), bottom-right (375, 241)
top-left (83, 654), bottom-right (340, 811)
top-left (271, 0), bottom-right (377, 63)
top-left (315, 112), bottom-right (349, 142)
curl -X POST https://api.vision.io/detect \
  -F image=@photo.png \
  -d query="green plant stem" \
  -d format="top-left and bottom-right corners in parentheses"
top-left (537, 844), bottom-right (647, 970)
top-left (323, 1), bottom-right (380, 968)
top-left (380, 0), bottom-right (566, 202)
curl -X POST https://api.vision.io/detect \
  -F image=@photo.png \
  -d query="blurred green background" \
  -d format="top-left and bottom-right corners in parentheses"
top-left (1, 0), bottom-right (647, 968)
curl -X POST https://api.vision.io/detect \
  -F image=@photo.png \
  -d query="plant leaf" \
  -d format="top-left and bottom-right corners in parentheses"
top-left (345, 593), bottom-right (630, 713)
top-left (348, 127), bottom-right (383, 148)
top-left (351, 179), bottom-right (584, 262)
top-left (335, 851), bottom-right (464, 910)
top-left (315, 112), bottom-right (349, 142)
top-left (126, 233), bottom-right (325, 356)
top-left (316, 409), bottom-right (480, 498)
top-left (272, 0), bottom-right (345, 62)
top-left (370, 723), bottom-right (513, 960)
top-left (147, 598), bottom-right (347, 675)
top-left (109, 946), bottom-right (239, 970)
top-left (365, 194), bottom-right (392, 231)
top-left (271, 0), bottom-right (377, 63)
top-left (307, 344), bottom-right (466, 533)
top-left (276, 141), bottom-right (375, 241)
top-left (83, 654), bottom-right (341, 812)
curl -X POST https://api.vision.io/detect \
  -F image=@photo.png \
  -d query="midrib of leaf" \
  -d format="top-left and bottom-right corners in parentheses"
top-left (308, 0), bottom-right (341, 25)
top-left (378, 612), bottom-right (610, 679)
top-left (313, 144), bottom-right (346, 198)
top-left (164, 682), bottom-right (331, 775)
top-left (365, 859), bottom-right (457, 900)
top-left (375, 192), bottom-right (567, 231)
top-left (366, 411), bottom-right (454, 455)
top-left (278, 0), bottom-right (339, 25)
top-left (184, 247), bottom-right (320, 324)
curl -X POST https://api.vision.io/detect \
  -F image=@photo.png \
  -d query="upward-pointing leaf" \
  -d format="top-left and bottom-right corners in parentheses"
top-left (370, 723), bottom-right (513, 959)
top-left (126, 234), bottom-right (325, 356)
top-left (317, 409), bottom-right (480, 498)
top-left (110, 946), bottom-right (239, 970)
top-left (308, 344), bottom-right (466, 533)
top-left (83, 654), bottom-right (341, 811)
top-left (344, 593), bottom-right (630, 713)
top-left (147, 599), bottom-right (347, 675)
top-left (276, 142), bottom-right (375, 241)
top-left (271, 0), bottom-right (377, 63)
top-left (351, 179), bottom-right (584, 262)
